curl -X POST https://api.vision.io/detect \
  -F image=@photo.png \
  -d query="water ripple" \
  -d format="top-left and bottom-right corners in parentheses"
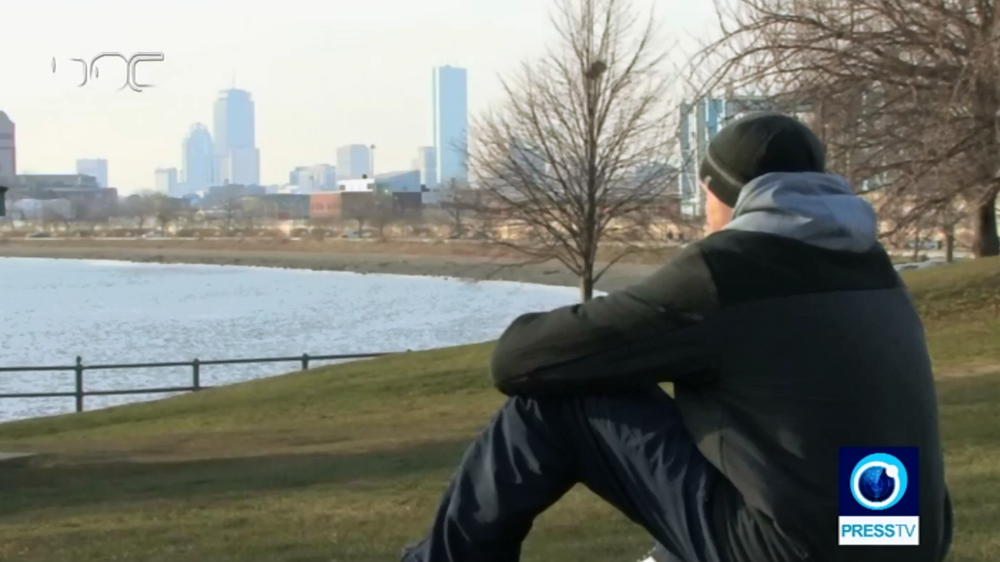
top-left (0, 258), bottom-right (581, 421)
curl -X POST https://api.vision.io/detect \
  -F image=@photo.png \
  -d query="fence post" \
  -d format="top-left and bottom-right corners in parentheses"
top-left (74, 356), bottom-right (84, 413)
top-left (301, 353), bottom-right (310, 371)
top-left (192, 359), bottom-right (201, 391)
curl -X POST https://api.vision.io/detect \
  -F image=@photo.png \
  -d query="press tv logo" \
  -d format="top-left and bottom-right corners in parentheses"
top-left (838, 447), bottom-right (919, 545)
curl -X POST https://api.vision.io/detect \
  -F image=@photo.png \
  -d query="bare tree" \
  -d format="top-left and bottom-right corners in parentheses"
top-left (243, 197), bottom-right (261, 235)
top-left (152, 194), bottom-right (180, 235)
top-left (343, 197), bottom-right (372, 234)
top-left (467, 0), bottom-right (679, 301)
top-left (220, 194), bottom-right (244, 236)
top-left (439, 179), bottom-right (473, 237)
top-left (122, 194), bottom-right (154, 233)
top-left (370, 189), bottom-right (396, 238)
top-left (698, 0), bottom-right (1000, 257)
top-left (936, 199), bottom-right (966, 263)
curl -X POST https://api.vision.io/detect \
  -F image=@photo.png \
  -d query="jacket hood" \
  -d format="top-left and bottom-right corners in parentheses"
top-left (723, 172), bottom-right (878, 252)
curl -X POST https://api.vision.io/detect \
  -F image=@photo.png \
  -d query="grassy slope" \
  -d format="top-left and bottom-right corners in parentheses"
top-left (906, 258), bottom-right (1000, 370)
top-left (0, 259), bottom-right (999, 562)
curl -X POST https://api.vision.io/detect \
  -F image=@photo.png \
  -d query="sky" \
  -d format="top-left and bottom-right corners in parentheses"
top-left (1, 0), bottom-right (717, 192)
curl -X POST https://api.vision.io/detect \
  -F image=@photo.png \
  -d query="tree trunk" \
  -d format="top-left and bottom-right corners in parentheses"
top-left (972, 186), bottom-right (999, 257)
top-left (579, 270), bottom-right (596, 302)
top-left (944, 225), bottom-right (955, 263)
top-left (911, 228), bottom-right (921, 262)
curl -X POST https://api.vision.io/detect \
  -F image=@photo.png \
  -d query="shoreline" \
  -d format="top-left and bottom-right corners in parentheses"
top-left (0, 239), bottom-right (663, 292)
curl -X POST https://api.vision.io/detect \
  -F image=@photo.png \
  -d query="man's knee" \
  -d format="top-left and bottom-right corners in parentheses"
top-left (491, 394), bottom-right (589, 451)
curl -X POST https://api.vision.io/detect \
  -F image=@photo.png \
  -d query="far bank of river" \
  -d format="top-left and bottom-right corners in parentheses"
top-left (0, 238), bottom-right (665, 292)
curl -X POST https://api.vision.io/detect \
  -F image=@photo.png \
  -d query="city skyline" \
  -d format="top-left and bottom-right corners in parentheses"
top-left (0, 0), bottom-right (715, 191)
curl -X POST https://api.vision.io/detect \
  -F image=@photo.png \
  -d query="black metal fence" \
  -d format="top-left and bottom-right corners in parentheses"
top-left (0, 352), bottom-right (391, 413)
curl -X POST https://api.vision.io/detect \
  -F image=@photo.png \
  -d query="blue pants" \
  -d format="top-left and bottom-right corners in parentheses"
top-left (400, 386), bottom-right (790, 562)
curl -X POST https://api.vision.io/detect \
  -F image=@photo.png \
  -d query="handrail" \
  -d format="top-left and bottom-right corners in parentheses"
top-left (0, 351), bottom-right (395, 413)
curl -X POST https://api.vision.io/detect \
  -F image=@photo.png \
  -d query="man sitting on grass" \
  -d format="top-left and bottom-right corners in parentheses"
top-left (400, 112), bottom-right (953, 562)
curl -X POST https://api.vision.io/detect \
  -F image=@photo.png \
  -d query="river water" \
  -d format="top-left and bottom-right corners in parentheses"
top-left (0, 258), bottom-right (582, 421)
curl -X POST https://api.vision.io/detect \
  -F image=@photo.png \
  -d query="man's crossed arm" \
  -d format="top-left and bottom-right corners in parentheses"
top-left (490, 245), bottom-right (722, 396)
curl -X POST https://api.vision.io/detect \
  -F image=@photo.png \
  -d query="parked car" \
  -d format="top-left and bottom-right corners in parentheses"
top-left (26, 232), bottom-right (51, 238)
top-left (141, 231), bottom-right (165, 239)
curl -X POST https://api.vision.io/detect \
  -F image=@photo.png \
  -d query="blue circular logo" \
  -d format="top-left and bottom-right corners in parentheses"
top-left (850, 453), bottom-right (908, 510)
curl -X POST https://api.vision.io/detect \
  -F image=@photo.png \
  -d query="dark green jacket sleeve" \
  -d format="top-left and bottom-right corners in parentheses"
top-left (490, 244), bottom-right (720, 395)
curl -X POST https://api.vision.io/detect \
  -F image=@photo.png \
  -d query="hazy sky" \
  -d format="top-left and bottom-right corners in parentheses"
top-left (2, 0), bottom-right (716, 192)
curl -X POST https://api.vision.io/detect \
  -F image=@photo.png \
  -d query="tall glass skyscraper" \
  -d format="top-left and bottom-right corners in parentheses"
top-left (213, 89), bottom-right (260, 186)
top-left (432, 66), bottom-right (468, 186)
top-left (182, 123), bottom-right (214, 194)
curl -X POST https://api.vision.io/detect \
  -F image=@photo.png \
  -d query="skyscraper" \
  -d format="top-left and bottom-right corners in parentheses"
top-left (213, 89), bottom-right (259, 185)
top-left (0, 111), bottom-right (15, 182)
top-left (182, 123), bottom-right (214, 193)
top-left (432, 66), bottom-right (468, 185)
top-left (76, 158), bottom-right (109, 188)
top-left (337, 145), bottom-right (371, 180)
top-left (414, 146), bottom-right (436, 188)
top-left (155, 167), bottom-right (178, 194)
top-left (678, 98), bottom-right (727, 216)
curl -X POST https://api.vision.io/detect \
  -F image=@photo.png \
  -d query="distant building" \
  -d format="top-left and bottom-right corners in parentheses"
top-left (292, 164), bottom-right (337, 192)
top-left (311, 164), bottom-right (337, 191)
top-left (633, 163), bottom-right (680, 194)
top-left (310, 191), bottom-right (372, 221)
top-left (255, 193), bottom-right (310, 220)
top-left (228, 146), bottom-right (260, 186)
top-left (154, 168), bottom-right (178, 194)
top-left (202, 184), bottom-right (266, 208)
top-left (6, 174), bottom-right (117, 221)
top-left (337, 145), bottom-right (371, 180)
top-left (12, 174), bottom-right (100, 191)
top-left (433, 66), bottom-right (469, 185)
top-left (76, 159), bottom-right (109, 188)
top-left (0, 111), bottom-right (15, 183)
top-left (338, 177), bottom-right (376, 192)
top-left (309, 191), bottom-right (421, 222)
top-left (289, 166), bottom-right (310, 186)
top-left (213, 89), bottom-right (259, 185)
top-left (10, 199), bottom-right (73, 221)
top-left (414, 146), bottom-right (436, 188)
top-left (390, 191), bottom-right (424, 217)
top-left (375, 170), bottom-right (421, 192)
top-left (182, 123), bottom-right (214, 194)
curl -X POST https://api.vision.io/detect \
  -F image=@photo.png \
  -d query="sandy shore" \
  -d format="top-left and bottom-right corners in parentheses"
top-left (0, 238), bottom-right (665, 292)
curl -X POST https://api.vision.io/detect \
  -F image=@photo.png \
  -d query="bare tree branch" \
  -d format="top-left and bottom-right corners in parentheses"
top-left (467, 0), bottom-right (682, 300)
top-left (697, 0), bottom-right (1000, 256)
